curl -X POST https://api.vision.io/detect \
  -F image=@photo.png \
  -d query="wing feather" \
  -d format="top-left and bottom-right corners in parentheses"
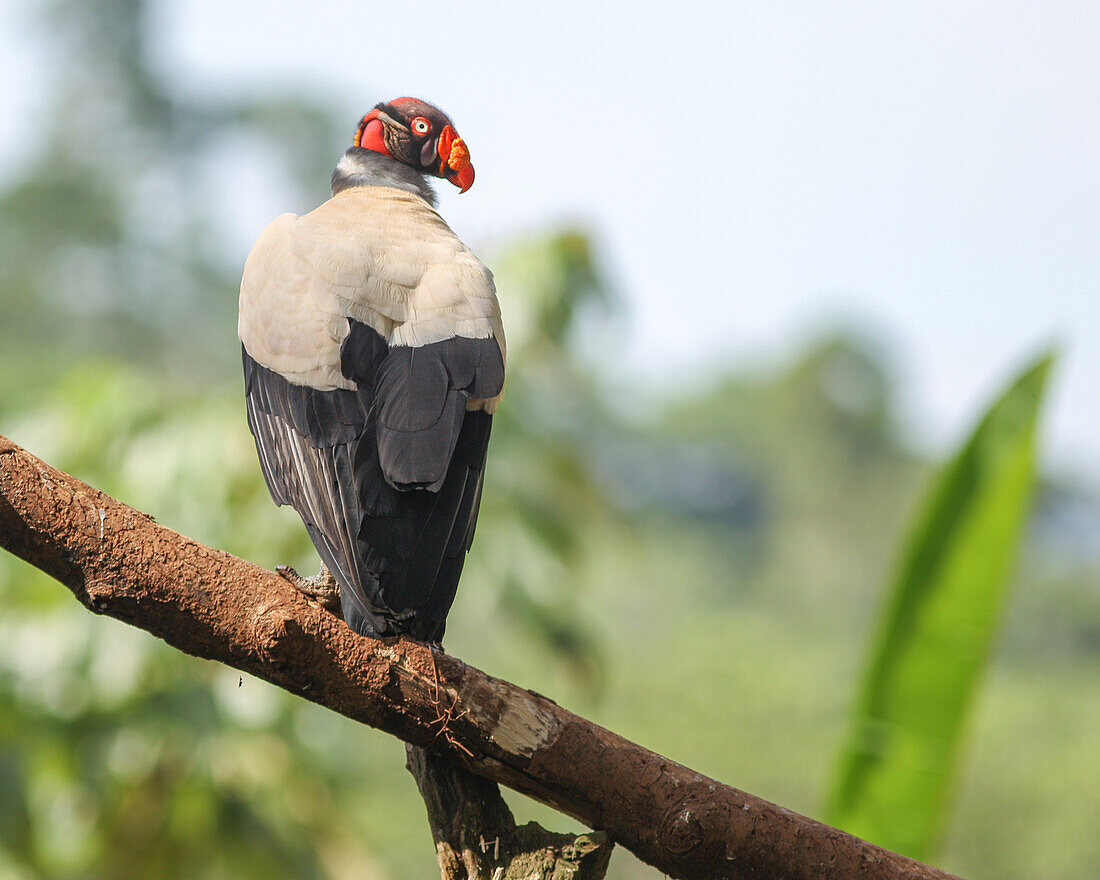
top-left (244, 320), bottom-right (503, 642)
top-left (240, 184), bottom-right (505, 642)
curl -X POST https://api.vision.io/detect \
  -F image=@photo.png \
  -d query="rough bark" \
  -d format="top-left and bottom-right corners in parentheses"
top-left (406, 745), bottom-right (612, 880)
top-left (0, 433), bottom-right (965, 880)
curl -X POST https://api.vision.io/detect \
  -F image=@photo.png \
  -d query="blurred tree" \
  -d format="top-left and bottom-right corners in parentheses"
top-left (0, 1), bottom-right (620, 877)
top-left (0, 0), bottom-right (346, 407)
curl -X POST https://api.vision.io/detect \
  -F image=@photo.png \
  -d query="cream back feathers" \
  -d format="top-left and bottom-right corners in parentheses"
top-left (238, 186), bottom-right (506, 403)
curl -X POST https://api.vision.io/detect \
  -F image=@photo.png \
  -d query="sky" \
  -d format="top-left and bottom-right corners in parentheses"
top-left (3, 0), bottom-right (1098, 478)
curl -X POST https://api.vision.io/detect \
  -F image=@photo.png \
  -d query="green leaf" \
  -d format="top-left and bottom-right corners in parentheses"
top-left (824, 351), bottom-right (1055, 859)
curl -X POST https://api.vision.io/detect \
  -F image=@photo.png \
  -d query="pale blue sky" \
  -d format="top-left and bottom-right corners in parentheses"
top-left (4, 0), bottom-right (1098, 477)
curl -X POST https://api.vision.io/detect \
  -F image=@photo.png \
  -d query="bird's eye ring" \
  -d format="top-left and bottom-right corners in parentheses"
top-left (411, 116), bottom-right (432, 135)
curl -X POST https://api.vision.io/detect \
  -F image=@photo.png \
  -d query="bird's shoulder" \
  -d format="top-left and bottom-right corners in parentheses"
top-left (257, 187), bottom-right (495, 314)
top-left (238, 211), bottom-right (354, 389)
top-left (238, 185), bottom-right (504, 389)
top-left (306, 186), bottom-right (483, 273)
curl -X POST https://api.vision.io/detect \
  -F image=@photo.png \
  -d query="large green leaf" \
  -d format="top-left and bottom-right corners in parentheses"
top-left (825, 351), bottom-right (1054, 859)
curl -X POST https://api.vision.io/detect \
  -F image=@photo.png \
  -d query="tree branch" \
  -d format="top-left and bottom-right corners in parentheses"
top-left (406, 744), bottom-right (612, 879)
top-left (0, 433), bottom-right (964, 880)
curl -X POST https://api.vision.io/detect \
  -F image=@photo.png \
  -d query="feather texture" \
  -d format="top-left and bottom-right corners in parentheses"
top-left (239, 179), bottom-right (505, 643)
top-left (243, 321), bottom-right (502, 641)
top-left (238, 186), bottom-right (505, 392)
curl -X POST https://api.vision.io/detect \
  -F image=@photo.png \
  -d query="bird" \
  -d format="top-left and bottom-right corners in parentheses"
top-left (238, 97), bottom-right (505, 644)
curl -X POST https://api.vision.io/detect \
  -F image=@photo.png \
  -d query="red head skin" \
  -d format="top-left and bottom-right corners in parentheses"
top-left (354, 98), bottom-right (474, 193)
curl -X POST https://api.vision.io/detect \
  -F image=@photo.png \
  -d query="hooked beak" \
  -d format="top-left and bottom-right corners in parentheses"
top-left (437, 124), bottom-right (475, 193)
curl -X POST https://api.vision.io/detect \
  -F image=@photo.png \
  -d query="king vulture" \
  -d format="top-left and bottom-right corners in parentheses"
top-left (238, 98), bottom-right (505, 643)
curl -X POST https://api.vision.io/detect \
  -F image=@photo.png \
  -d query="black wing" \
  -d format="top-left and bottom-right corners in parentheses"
top-left (243, 319), bottom-right (504, 642)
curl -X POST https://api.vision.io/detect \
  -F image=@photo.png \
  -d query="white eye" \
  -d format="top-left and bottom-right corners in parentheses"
top-left (411, 116), bottom-right (431, 135)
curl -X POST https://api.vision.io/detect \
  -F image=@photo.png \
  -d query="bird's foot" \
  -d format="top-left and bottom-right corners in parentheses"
top-left (276, 563), bottom-right (342, 614)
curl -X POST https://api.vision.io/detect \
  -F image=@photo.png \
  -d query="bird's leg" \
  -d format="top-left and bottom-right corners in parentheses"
top-left (275, 562), bottom-right (342, 614)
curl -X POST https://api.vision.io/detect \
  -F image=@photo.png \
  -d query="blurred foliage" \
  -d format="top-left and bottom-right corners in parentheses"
top-left (1, 2), bottom-right (1099, 880)
top-left (826, 353), bottom-right (1052, 858)
top-left (0, 0), bottom-right (347, 412)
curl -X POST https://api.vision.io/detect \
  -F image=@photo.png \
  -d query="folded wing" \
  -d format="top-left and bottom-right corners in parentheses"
top-left (239, 187), bottom-right (505, 642)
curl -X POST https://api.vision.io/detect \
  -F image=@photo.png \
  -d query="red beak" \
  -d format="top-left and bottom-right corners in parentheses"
top-left (437, 124), bottom-right (475, 193)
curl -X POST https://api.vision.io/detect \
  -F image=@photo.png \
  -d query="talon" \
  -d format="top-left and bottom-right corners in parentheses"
top-left (275, 563), bottom-right (300, 583)
top-left (276, 563), bottom-right (342, 615)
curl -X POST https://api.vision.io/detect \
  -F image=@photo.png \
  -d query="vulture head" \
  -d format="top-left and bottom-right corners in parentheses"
top-left (353, 97), bottom-right (475, 193)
